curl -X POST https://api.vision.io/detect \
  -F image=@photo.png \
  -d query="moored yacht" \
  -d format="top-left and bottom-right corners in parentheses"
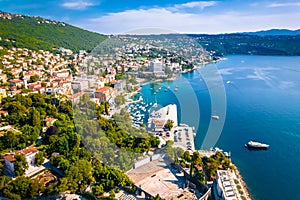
top-left (245, 141), bottom-right (269, 149)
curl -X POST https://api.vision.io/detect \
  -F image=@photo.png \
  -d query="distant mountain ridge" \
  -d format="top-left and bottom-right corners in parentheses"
top-left (241, 29), bottom-right (300, 36)
top-left (0, 11), bottom-right (106, 52)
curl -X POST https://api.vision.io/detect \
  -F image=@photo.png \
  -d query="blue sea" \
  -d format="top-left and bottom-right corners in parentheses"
top-left (138, 55), bottom-right (300, 200)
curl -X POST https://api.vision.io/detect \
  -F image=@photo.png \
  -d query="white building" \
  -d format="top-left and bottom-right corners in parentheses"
top-left (71, 80), bottom-right (89, 92)
top-left (215, 170), bottom-right (240, 200)
top-left (4, 146), bottom-right (38, 176)
top-left (114, 80), bottom-right (126, 91)
top-left (150, 60), bottom-right (163, 72)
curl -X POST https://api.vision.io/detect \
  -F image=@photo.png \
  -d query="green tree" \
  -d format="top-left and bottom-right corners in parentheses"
top-left (0, 175), bottom-right (11, 196)
top-left (0, 162), bottom-right (3, 176)
top-left (108, 190), bottom-right (116, 200)
top-left (4, 131), bottom-right (18, 150)
top-left (8, 176), bottom-right (30, 198)
top-left (104, 102), bottom-right (110, 115)
top-left (194, 170), bottom-right (206, 184)
top-left (30, 108), bottom-right (41, 129)
top-left (182, 151), bottom-right (192, 162)
top-left (3, 189), bottom-right (21, 200)
top-left (21, 125), bottom-right (39, 144)
top-left (29, 75), bottom-right (39, 83)
top-left (114, 95), bottom-right (125, 107)
top-left (164, 119), bottom-right (174, 130)
top-left (92, 184), bottom-right (104, 196)
top-left (192, 151), bottom-right (203, 166)
top-left (29, 179), bottom-right (44, 198)
top-left (35, 152), bottom-right (45, 166)
top-left (64, 159), bottom-right (94, 191)
top-left (14, 154), bottom-right (29, 176)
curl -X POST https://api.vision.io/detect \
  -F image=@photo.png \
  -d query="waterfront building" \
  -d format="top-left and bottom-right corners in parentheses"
top-left (150, 60), bottom-right (163, 72)
top-left (215, 170), bottom-right (247, 200)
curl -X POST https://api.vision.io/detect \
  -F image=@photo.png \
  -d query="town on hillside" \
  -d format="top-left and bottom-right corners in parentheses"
top-left (0, 34), bottom-right (251, 200)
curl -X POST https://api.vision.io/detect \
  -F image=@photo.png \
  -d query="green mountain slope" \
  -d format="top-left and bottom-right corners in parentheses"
top-left (0, 12), bottom-right (106, 52)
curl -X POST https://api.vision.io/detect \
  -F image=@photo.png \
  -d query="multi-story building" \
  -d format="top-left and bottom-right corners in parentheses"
top-left (114, 80), bottom-right (126, 92)
top-left (214, 170), bottom-right (245, 200)
top-left (71, 80), bottom-right (89, 92)
top-left (150, 60), bottom-right (163, 72)
top-left (95, 86), bottom-right (116, 104)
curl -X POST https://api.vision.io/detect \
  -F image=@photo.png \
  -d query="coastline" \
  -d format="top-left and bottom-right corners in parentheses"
top-left (136, 57), bottom-right (223, 86)
top-left (233, 165), bottom-right (253, 200)
top-left (126, 55), bottom-right (300, 200)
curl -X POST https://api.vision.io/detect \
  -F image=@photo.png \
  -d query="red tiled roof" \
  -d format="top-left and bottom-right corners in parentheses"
top-left (9, 79), bottom-right (23, 83)
top-left (44, 118), bottom-right (57, 123)
top-left (28, 83), bottom-right (38, 87)
top-left (0, 110), bottom-right (8, 115)
top-left (96, 86), bottom-right (111, 93)
top-left (194, 165), bottom-right (203, 171)
top-left (4, 146), bottom-right (38, 163)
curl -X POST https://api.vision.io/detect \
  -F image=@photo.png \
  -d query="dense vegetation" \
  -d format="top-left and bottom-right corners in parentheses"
top-left (0, 12), bottom-right (106, 52)
top-left (179, 150), bottom-right (233, 184)
top-left (188, 34), bottom-right (300, 56)
top-left (0, 93), bottom-right (160, 199)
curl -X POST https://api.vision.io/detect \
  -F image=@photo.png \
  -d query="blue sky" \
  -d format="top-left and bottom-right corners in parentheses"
top-left (0, 0), bottom-right (300, 34)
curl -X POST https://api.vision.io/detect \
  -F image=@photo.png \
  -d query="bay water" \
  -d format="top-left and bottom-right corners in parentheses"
top-left (139, 55), bottom-right (300, 200)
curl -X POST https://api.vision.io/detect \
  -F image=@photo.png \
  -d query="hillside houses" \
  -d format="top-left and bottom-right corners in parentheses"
top-left (95, 86), bottom-right (116, 104)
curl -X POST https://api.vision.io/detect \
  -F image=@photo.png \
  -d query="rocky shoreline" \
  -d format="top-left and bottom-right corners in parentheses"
top-left (234, 165), bottom-right (253, 200)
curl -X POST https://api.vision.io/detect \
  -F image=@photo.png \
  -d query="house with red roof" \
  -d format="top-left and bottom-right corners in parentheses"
top-left (4, 146), bottom-right (38, 176)
top-left (95, 86), bottom-right (116, 103)
top-left (9, 79), bottom-right (23, 87)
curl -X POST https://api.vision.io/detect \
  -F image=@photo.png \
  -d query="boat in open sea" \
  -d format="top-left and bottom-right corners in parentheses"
top-left (211, 115), bottom-right (220, 120)
top-left (245, 141), bottom-right (269, 149)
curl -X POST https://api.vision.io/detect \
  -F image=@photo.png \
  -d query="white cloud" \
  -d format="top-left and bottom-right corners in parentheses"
top-left (77, 1), bottom-right (300, 34)
top-left (173, 1), bottom-right (217, 10)
top-left (62, 0), bottom-right (96, 10)
top-left (268, 2), bottom-right (300, 7)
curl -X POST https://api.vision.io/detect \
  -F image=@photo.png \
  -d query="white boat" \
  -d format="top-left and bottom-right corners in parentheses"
top-left (212, 115), bottom-right (220, 120)
top-left (246, 141), bottom-right (269, 149)
top-left (174, 86), bottom-right (178, 92)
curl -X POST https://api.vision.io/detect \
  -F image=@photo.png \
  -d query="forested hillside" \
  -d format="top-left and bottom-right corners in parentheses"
top-left (189, 34), bottom-right (300, 56)
top-left (0, 12), bottom-right (106, 52)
